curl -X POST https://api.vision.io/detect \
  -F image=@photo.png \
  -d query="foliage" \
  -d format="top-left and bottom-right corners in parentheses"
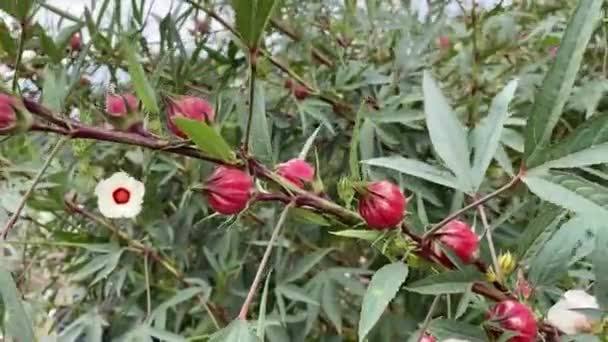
top-left (0, 0), bottom-right (608, 341)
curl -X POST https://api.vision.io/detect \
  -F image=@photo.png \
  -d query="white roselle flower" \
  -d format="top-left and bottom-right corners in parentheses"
top-left (94, 172), bottom-right (145, 219)
top-left (547, 289), bottom-right (599, 334)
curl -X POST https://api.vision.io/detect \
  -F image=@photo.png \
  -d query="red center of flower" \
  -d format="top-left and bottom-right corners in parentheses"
top-left (112, 187), bottom-right (131, 204)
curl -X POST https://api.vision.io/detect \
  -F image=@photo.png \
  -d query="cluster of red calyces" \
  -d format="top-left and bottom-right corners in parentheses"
top-left (106, 93), bottom-right (139, 116)
top-left (0, 94), bottom-right (16, 131)
top-left (488, 300), bottom-right (538, 342)
top-left (284, 79), bottom-right (310, 100)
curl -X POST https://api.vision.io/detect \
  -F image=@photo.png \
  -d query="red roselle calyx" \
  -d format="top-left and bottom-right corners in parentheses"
top-left (167, 96), bottom-right (215, 138)
top-left (488, 300), bottom-right (538, 342)
top-left (0, 93), bottom-right (32, 134)
top-left (438, 35), bottom-right (450, 49)
top-left (205, 166), bottom-right (253, 215)
top-left (70, 33), bottom-right (82, 52)
top-left (431, 219), bottom-right (479, 266)
top-left (357, 180), bottom-right (406, 230)
top-left (284, 79), bottom-right (310, 100)
top-left (275, 158), bottom-right (315, 188)
top-left (106, 93), bottom-right (139, 117)
top-left (419, 333), bottom-right (437, 342)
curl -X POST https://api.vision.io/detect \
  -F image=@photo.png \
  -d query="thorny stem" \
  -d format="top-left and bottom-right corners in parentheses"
top-left (238, 202), bottom-right (294, 320)
top-left (424, 170), bottom-right (524, 238)
top-left (1, 137), bottom-right (68, 239)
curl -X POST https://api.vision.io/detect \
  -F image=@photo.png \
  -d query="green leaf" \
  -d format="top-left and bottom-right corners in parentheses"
top-left (517, 203), bottom-right (566, 260)
top-left (277, 284), bottom-right (319, 306)
top-left (329, 229), bottom-right (383, 242)
top-left (422, 71), bottom-right (472, 192)
top-left (594, 225), bottom-right (608, 309)
top-left (298, 126), bottom-right (322, 159)
top-left (122, 38), bottom-right (159, 114)
top-left (210, 319), bottom-right (260, 342)
top-left (528, 215), bottom-right (600, 287)
top-left (249, 81), bottom-right (273, 164)
top-left (0, 268), bottom-right (35, 342)
top-left (42, 65), bottom-right (69, 112)
top-left (283, 248), bottom-right (333, 283)
top-left (322, 280), bottom-right (342, 334)
top-left (523, 0), bottom-right (603, 166)
top-left (358, 261), bottom-right (408, 341)
top-left (257, 271), bottom-right (272, 340)
top-left (428, 319), bottom-right (486, 342)
top-left (173, 118), bottom-right (236, 162)
top-left (523, 171), bottom-right (608, 218)
top-left (406, 266), bottom-right (484, 294)
top-left (149, 287), bottom-right (205, 324)
top-left (471, 79), bottom-right (518, 189)
top-left (363, 156), bottom-right (464, 191)
top-left (232, 0), bottom-right (280, 48)
top-left (534, 112), bottom-right (608, 168)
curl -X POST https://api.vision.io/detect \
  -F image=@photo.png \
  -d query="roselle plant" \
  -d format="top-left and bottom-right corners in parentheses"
top-left (0, 0), bottom-right (607, 341)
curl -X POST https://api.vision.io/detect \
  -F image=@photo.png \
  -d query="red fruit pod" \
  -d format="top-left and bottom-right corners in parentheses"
top-left (70, 33), bottom-right (82, 51)
top-left (419, 333), bottom-right (437, 342)
top-left (438, 35), bottom-right (450, 48)
top-left (488, 300), bottom-right (538, 342)
top-left (275, 158), bottom-right (315, 188)
top-left (205, 166), bottom-right (252, 215)
top-left (358, 180), bottom-right (406, 230)
top-left (167, 96), bottom-right (215, 138)
top-left (106, 93), bottom-right (139, 117)
top-left (293, 85), bottom-right (310, 100)
top-left (0, 93), bottom-right (16, 130)
top-left (431, 220), bottom-right (479, 266)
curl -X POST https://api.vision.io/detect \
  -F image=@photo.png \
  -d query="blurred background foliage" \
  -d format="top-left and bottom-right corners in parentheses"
top-left (0, 0), bottom-right (607, 341)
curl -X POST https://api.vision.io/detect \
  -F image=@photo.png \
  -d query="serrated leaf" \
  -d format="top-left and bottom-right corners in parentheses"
top-left (329, 229), bottom-right (383, 242)
top-left (428, 319), bottom-right (486, 342)
top-left (149, 287), bottom-right (204, 325)
top-left (283, 248), bottom-right (333, 283)
top-left (277, 284), bottom-right (319, 306)
top-left (406, 266), bottom-right (484, 294)
top-left (528, 215), bottom-right (600, 287)
top-left (363, 156), bottom-right (463, 191)
top-left (0, 268), bottom-right (35, 342)
top-left (471, 79), bottom-right (518, 188)
top-left (249, 81), bottom-right (273, 164)
top-left (524, 0), bottom-right (603, 166)
top-left (523, 171), bottom-right (608, 218)
top-left (518, 203), bottom-right (566, 260)
top-left (122, 38), bottom-right (159, 114)
top-left (173, 118), bottom-right (236, 162)
top-left (322, 279), bottom-right (342, 334)
top-left (358, 261), bottom-right (408, 341)
top-left (232, 0), bottom-right (279, 48)
top-left (210, 319), bottom-right (260, 342)
top-left (422, 71), bottom-right (472, 192)
top-left (594, 226), bottom-right (608, 309)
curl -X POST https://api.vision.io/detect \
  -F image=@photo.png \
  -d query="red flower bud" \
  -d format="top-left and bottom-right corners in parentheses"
top-left (419, 334), bottom-right (437, 342)
top-left (432, 220), bottom-right (479, 266)
top-left (106, 93), bottom-right (139, 117)
top-left (284, 79), bottom-right (310, 100)
top-left (438, 36), bottom-right (450, 48)
top-left (275, 159), bottom-right (315, 188)
top-left (205, 166), bottom-right (252, 215)
top-left (70, 33), bottom-right (82, 51)
top-left (358, 181), bottom-right (406, 230)
top-left (0, 93), bottom-right (16, 130)
top-left (488, 300), bottom-right (538, 342)
top-left (167, 96), bottom-right (215, 138)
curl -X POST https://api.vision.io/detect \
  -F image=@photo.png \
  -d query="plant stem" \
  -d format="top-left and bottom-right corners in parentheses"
top-left (12, 20), bottom-right (27, 92)
top-left (478, 202), bottom-right (502, 283)
top-left (238, 202), bottom-right (294, 320)
top-left (416, 295), bottom-right (441, 342)
top-left (144, 253), bottom-right (152, 318)
top-left (244, 55), bottom-right (257, 153)
top-left (1, 137), bottom-right (68, 239)
top-left (424, 171), bottom-right (523, 238)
